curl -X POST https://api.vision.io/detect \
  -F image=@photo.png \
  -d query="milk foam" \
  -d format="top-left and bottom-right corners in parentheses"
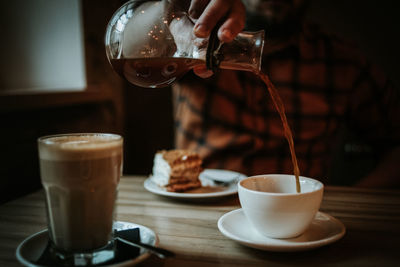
top-left (38, 134), bottom-right (123, 161)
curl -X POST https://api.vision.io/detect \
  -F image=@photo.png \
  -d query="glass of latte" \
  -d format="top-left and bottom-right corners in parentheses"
top-left (38, 133), bottom-right (123, 265)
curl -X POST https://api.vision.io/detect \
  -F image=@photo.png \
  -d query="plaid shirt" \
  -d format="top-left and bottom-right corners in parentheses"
top-left (172, 23), bottom-right (400, 184)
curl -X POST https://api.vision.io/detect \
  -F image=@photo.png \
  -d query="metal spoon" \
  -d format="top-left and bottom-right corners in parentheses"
top-left (115, 237), bottom-right (175, 259)
top-left (201, 173), bottom-right (241, 186)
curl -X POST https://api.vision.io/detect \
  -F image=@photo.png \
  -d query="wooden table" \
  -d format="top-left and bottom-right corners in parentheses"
top-left (1, 176), bottom-right (399, 266)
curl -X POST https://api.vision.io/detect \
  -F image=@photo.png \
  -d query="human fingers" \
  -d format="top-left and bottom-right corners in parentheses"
top-left (193, 65), bottom-right (214, 78)
top-left (217, 1), bottom-right (245, 43)
top-left (191, 0), bottom-right (246, 43)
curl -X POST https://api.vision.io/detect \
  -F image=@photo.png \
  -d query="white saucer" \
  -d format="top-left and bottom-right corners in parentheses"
top-left (218, 209), bottom-right (345, 252)
top-left (144, 169), bottom-right (247, 200)
top-left (16, 221), bottom-right (158, 267)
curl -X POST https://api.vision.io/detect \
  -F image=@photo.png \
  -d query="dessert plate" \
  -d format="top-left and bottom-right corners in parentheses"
top-left (218, 209), bottom-right (345, 252)
top-left (16, 221), bottom-right (158, 267)
top-left (144, 169), bottom-right (247, 199)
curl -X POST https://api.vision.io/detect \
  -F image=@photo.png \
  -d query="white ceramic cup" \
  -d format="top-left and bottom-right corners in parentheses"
top-left (238, 174), bottom-right (324, 239)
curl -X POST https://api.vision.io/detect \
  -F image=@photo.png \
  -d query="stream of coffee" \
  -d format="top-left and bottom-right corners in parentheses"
top-left (111, 57), bottom-right (301, 193)
top-left (258, 72), bottom-right (301, 193)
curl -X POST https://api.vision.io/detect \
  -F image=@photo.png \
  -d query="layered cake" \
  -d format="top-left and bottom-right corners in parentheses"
top-left (151, 149), bottom-right (203, 192)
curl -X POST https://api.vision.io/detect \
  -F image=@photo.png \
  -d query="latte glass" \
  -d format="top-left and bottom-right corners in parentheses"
top-left (38, 133), bottom-right (123, 265)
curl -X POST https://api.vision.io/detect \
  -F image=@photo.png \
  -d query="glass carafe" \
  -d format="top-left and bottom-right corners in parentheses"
top-left (105, 0), bottom-right (264, 88)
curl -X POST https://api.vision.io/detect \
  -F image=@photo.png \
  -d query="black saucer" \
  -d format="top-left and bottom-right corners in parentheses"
top-left (16, 221), bottom-right (158, 267)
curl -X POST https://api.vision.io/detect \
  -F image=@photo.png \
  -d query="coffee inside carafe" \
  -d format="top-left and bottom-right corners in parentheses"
top-left (105, 0), bottom-right (264, 88)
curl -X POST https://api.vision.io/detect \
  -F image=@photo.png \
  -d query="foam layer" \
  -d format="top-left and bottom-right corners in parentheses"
top-left (38, 134), bottom-right (123, 161)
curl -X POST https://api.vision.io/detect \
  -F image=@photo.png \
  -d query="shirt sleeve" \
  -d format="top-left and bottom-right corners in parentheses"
top-left (348, 61), bottom-right (400, 152)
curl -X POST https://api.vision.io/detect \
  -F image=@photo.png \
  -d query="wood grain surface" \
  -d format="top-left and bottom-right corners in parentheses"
top-left (1, 176), bottom-right (399, 266)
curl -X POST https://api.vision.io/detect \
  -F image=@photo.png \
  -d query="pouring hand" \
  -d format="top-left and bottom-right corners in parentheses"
top-left (189, 0), bottom-right (246, 43)
top-left (189, 0), bottom-right (246, 78)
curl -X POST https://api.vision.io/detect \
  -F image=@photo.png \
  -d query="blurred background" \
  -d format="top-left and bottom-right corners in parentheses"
top-left (0, 0), bottom-right (399, 203)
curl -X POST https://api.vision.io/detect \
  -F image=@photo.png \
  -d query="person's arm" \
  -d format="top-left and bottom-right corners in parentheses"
top-left (189, 0), bottom-right (246, 78)
top-left (349, 62), bottom-right (400, 189)
top-left (355, 146), bottom-right (400, 188)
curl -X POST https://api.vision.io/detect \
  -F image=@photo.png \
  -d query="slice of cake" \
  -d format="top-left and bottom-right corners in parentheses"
top-left (151, 149), bottom-right (203, 192)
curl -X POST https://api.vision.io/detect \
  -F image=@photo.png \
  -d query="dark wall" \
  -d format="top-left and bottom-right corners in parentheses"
top-left (0, 101), bottom-right (120, 204)
top-left (123, 85), bottom-right (174, 175)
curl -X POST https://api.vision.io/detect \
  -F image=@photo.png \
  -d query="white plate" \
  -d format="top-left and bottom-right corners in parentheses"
top-left (218, 209), bottom-right (346, 252)
top-left (16, 221), bottom-right (158, 267)
top-left (144, 169), bottom-right (247, 199)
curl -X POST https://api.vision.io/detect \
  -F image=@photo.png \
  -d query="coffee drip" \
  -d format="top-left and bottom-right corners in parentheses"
top-left (106, 0), bottom-right (301, 192)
